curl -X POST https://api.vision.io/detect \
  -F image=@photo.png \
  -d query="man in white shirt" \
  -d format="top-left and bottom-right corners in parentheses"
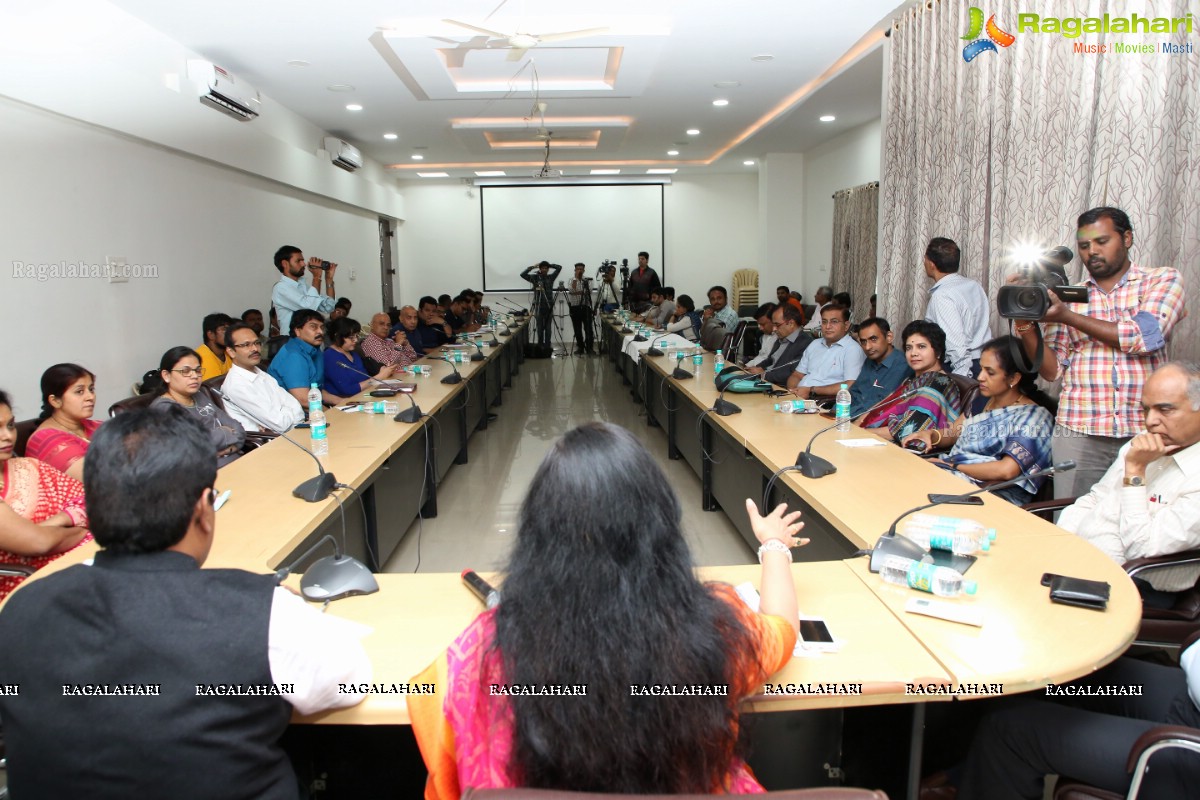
top-left (788, 303), bottom-right (866, 400)
top-left (922, 236), bottom-right (991, 377)
top-left (271, 244), bottom-right (337, 329)
top-left (746, 303), bottom-right (778, 368)
top-left (221, 322), bottom-right (305, 433)
top-left (803, 286), bottom-right (833, 334)
top-left (1058, 362), bottom-right (1200, 591)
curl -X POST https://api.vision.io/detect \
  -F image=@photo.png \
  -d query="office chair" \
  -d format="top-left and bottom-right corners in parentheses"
top-left (107, 393), bottom-right (155, 417)
top-left (462, 788), bottom-right (887, 800)
top-left (12, 419), bottom-right (39, 458)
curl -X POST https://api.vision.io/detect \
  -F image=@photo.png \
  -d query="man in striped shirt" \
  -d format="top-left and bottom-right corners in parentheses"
top-left (1017, 207), bottom-right (1188, 498)
top-left (923, 237), bottom-right (992, 377)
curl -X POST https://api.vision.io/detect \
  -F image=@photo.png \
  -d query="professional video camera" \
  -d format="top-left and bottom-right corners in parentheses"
top-left (598, 259), bottom-right (616, 277)
top-left (997, 246), bottom-right (1089, 320)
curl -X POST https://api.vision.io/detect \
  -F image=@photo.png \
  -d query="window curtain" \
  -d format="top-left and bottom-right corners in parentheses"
top-left (830, 181), bottom-right (879, 320)
top-left (878, 0), bottom-right (1198, 360)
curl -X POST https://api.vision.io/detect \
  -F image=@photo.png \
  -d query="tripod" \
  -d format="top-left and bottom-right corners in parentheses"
top-left (566, 278), bottom-right (595, 355)
top-left (549, 283), bottom-right (574, 358)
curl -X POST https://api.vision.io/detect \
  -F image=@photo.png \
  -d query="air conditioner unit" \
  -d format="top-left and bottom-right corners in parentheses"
top-left (323, 138), bottom-right (363, 172)
top-left (187, 60), bottom-right (261, 121)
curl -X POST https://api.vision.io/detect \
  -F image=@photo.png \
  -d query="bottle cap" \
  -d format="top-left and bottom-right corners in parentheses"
top-left (987, 528), bottom-right (998, 541)
top-left (963, 580), bottom-right (978, 595)
top-left (980, 539), bottom-right (990, 552)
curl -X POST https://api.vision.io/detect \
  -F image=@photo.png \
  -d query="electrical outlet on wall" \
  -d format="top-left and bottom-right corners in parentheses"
top-left (349, 268), bottom-right (357, 281)
top-left (107, 256), bottom-right (129, 284)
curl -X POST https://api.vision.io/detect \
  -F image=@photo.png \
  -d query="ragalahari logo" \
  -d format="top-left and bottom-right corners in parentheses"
top-left (961, 7), bottom-right (1016, 62)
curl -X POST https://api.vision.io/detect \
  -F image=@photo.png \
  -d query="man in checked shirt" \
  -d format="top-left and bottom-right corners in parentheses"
top-left (1016, 206), bottom-right (1187, 499)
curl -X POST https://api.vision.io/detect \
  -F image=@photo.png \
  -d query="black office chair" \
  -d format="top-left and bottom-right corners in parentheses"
top-left (721, 320), bottom-right (750, 362)
top-left (13, 419), bottom-right (40, 458)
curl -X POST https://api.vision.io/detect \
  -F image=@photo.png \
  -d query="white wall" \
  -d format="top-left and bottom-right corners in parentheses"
top-left (0, 98), bottom-right (389, 418)
top-left (394, 173), bottom-right (759, 310)
top-left (801, 119), bottom-right (882, 294)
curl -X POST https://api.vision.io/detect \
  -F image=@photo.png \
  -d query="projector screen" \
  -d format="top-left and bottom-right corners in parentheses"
top-left (480, 184), bottom-right (665, 292)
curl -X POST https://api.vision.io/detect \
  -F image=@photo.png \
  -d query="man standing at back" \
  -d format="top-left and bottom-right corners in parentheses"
top-left (0, 406), bottom-right (369, 799)
top-left (271, 245), bottom-right (337, 326)
top-left (627, 251), bottom-right (661, 313)
top-left (922, 236), bottom-right (991, 377)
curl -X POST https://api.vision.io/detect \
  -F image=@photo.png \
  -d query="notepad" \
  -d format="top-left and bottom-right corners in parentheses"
top-left (835, 438), bottom-right (889, 448)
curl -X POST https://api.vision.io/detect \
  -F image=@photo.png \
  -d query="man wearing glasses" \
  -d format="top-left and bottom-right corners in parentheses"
top-left (221, 323), bottom-right (304, 433)
top-left (847, 317), bottom-right (913, 416)
top-left (746, 303), bottom-right (811, 388)
top-left (787, 303), bottom-right (866, 400)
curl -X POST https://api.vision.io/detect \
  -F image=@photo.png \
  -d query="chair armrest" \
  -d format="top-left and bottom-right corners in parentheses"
top-left (0, 564), bottom-right (35, 578)
top-left (1022, 497), bottom-right (1077, 515)
top-left (1123, 549), bottom-right (1200, 579)
top-left (1126, 725), bottom-right (1200, 772)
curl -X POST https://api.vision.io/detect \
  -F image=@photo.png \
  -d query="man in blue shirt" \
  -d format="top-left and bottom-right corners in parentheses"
top-left (267, 309), bottom-right (343, 406)
top-left (848, 317), bottom-right (913, 416)
top-left (270, 245), bottom-right (337, 327)
top-left (787, 303), bottom-right (867, 400)
top-left (701, 285), bottom-right (740, 332)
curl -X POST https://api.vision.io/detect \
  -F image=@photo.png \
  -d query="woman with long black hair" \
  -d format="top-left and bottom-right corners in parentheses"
top-left (410, 422), bottom-right (804, 796)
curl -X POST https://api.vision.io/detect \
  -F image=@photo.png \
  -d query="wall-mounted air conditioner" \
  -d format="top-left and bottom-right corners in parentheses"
top-left (187, 60), bottom-right (261, 121)
top-left (323, 137), bottom-right (363, 172)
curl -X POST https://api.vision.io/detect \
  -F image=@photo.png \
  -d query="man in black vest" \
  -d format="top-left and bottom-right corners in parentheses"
top-left (0, 406), bottom-right (370, 799)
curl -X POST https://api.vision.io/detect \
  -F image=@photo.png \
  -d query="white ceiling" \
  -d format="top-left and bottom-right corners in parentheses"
top-left (108, 0), bottom-right (907, 179)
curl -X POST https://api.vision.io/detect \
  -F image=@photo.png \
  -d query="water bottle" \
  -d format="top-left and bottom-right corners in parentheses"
top-left (835, 383), bottom-right (852, 432)
top-left (899, 514), bottom-right (996, 555)
top-left (714, 349), bottom-right (725, 373)
top-left (307, 383), bottom-right (328, 457)
top-left (363, 401), bottom-right (400, 415)
top-left (774, 400), bottom-right (806, 414)
top-left (692, 347), bottom-right (704, 378)
top-left (879, 556), bottom-right (977, 597)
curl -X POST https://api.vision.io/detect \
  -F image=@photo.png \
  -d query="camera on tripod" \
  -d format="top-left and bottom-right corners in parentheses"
top-left (997, 246), bottom-right (1089, 320)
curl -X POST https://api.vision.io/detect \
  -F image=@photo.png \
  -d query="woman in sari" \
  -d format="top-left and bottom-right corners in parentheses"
top-left (902, 336), bottom-right (1055, 504)
top-left (150, 347), bottom-right (245, 468)
top-left (409, 422), bottom-right (805, 797)
top-left (26, 363), bottom-right (100, 482)
top-left (0, 389), bottom-right (91, 600)
top-left (664, 294), bottom-right (703, 342)
top-left (858, 319), bottom-right (961, 441)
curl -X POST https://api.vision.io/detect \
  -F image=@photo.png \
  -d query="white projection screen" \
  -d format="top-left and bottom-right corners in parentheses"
top-left (480, 184), bottom-right (665, 292)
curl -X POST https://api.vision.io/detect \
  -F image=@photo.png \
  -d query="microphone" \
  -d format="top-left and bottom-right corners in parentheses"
top-left (868, 461), bottom-right (1076, 572)
top-left (210, 388), bottom-right (337, 502)
top-left (497, 298), bottom-right (527, 316)
top-left (1040, 245), bottom-right (1075, 267)
top-left (466, 337), bottom-right (485, 361)
top-left (461, 569), bottom-right (500, 609)
top-left (485, 328), bottom-right (501, 347)
top-left (671, 349), bottom-right (695, 380)
top-left (795, 388), bottom-right (917, 479)
top-left (440, 352), bottom-right (463, 384)
top-left (646, 334), bottom-right (672, 357)
top-left (712, 364), bottom-right (755, 417)
top-left (336, 360), bottom-right (397, 397)
top-left (273, 534), bottom-right (379, 602)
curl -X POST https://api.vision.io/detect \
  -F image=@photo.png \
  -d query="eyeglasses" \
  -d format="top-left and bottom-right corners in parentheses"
top-left (820, 320), bottom-right (845, 326)
top-left (170, 367), bottom-right (205, 377)
top-left (231, 341), bottom-right (261, 350)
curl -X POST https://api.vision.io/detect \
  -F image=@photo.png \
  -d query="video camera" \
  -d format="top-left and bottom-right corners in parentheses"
top-left (997, 246), bottom-right (1089, 320)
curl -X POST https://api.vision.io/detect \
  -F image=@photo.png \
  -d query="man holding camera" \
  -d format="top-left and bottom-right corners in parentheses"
top-left (520, 261), bottom-right (561, 348)
top-left (1016, 207), bottom-right (1187, 498)
top-left (270, 245), bottom-right (337, 327)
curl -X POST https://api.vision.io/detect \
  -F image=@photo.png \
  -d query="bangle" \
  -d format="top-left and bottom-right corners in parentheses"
top-left (1014, 322), bottom-right (1034, 334)
top-left (930, 429), bottom-right (943, 446)
top-left (757, 538), bottom-right (793, 563)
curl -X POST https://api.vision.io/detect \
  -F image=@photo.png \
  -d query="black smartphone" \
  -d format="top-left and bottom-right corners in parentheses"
top-left (798, 618), bottom-right (835, 645)
top-left (927, 493), bottom-right (984, 505)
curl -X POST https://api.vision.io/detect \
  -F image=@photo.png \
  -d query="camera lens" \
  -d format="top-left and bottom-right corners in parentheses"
top-left (1016, 287), bottom-right (1041, 310)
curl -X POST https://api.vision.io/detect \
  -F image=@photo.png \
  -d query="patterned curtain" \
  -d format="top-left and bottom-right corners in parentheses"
top-left (829, 181), bottom-right (879, 319)
top-left (879, 0), bottom-right (1199, 360)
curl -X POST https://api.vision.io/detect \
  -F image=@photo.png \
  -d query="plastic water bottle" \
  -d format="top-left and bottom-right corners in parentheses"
top-left (835, 383), bottom-right (852, 432)
top-left (692, 347), bottom-right (704, 378)
top-left (879, 556), bottom-right (977, 597)
top-left (714, 349), bottom-right (725, 373)
top-left (899, 514), bottom-right (996, 555)
top-left (363, 401), bottom-right (400, 415)
top-left (774, 400), bottom-right (806, 414)
top-left (307, 383), bottom-right (328, 457)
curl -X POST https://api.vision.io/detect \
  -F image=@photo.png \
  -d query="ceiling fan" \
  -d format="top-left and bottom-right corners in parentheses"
top-left (440, 18), bottom-right (609, 61)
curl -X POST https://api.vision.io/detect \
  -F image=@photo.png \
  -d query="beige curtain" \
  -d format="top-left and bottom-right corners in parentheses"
top-left (830, 181), bottom-right (879, 319)
top-left (879, 0), bottom-right (1199, 360)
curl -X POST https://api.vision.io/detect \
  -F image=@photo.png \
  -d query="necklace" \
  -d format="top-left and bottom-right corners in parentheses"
top-left (47, 415), bottom-right (87, 439)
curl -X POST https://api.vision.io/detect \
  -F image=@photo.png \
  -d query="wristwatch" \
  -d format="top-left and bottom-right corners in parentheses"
top-left (1122, 475), bottom-right (1146, 487)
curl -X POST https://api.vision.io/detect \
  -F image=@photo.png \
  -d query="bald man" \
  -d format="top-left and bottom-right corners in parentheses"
top-left (362, 311), bottom-right (418, 369)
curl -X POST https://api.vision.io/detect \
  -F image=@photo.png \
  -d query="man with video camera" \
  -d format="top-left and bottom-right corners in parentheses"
top-left (1013, 207), bottom-right (1187, 499)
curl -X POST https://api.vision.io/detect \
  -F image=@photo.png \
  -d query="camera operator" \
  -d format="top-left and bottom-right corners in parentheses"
top-left (567, 263), bottom-right (595, 355)
top-left (595, 264), bottom-right (620, 312)
top-left (627, 251), bottom-right (661, 313)
top-left (520, 261), bottom-right (561, 348)
top-left (1013, 206), bottom-right (1187, 498)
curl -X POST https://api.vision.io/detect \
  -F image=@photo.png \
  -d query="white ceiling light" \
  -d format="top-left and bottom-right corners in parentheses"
top-left (475, 170), bottom-right (507, 177)
top-left (411, 154), bottom-right (424, 160)
top-left (383, 133), bottom-right (398, 140)
top-left (743, 160), bottom-right (756, 166)
top-left (590, 169), bottom-right (621, 174)
top-left (287, 60), bottom-right (310, 67)
top-left (345, 103), bottom-right (363, 111)
top-left (819, 115), bottom-right (836, 122)
top-left (667, 150), bottom-right (679, 156)
top-left (712, 99), bottom-right (729, 107)
top-left (326, 84), bottom-right (355, 92)
top-left (751, 54), bottom-right (775, 62)
top-left (713, 81), bottom-right (741, 88)
top-left (417, 172), bottom-right (449, 178)
top-left (686, 128), bottom-right (700, 135)
top-left (647, 168), bottom-right (677, 174)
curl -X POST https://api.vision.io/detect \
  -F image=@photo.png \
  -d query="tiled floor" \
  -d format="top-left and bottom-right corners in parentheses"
top-left (382, 351), bottom-right (756, 574)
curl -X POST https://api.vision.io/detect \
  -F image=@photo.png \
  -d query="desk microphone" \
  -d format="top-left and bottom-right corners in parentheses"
top-left (466, 337), bottom-right (486, 361)
top-left (867, 460), bottom-right (1076, 572)
top-left (796, 388), bottom-right (916, 479)
top-left (485, 328), bottom-right (502, 347)
top-left (708, 353), bottom-right (808, 416)
top-left (335, 362), bottom-right (423, 422)
top-left (210, 388), bottom-right (338, 502)
top-left (497, 299), bottom-right (527, 316)
top-left (440, 353), bottom-right (463, 385)
top-left (336, 360), bottom-right (397, 397)
top-left (274, 534), bottom-right (379, 602)
top-left (646, 334), bottom-right (672, 357)
top-left (461, 569), bottom-right (500, 609)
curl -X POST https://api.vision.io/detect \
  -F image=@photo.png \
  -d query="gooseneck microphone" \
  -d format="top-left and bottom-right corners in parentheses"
top-left (273, 534), bottom-right (380, 602)
top-left (867, 460), bottom-right (1077, 572)
top-left (646, 334), bottom-right (672, 357)
top-left (796, 388), bottom-right (916, 479)
top-left (336, 360), bottom-right (397, 397)
top-left (467, 337), bottom-right (485, 361)
top-left (440, 352), bottom-right (463, 385)
top-left (210, 388), bottom-right (337, 502)
top-left (337, 363), bottom-right (425, 422)
top-left (461, 569), bottom-right (500, 609)
top-left (497, 299), bottom-right (527, 316)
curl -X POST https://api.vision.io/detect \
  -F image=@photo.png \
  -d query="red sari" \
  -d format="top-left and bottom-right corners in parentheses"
top-left (0, 457), bottom-right (92, 599)
top-left (25, 418), bottom-right (102, 475)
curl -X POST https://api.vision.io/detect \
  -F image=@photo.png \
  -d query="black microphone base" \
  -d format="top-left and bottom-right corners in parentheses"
top-left (440, 373), bottom-right (463, 384)
top-left (394, 404), bottom-right (423, 423)
top-left (672, 367), bottom-right (692, 380)
top-left (369, 389), bottom-right (397, 397)
top-left (470, 353), bottom-right (485, 361)
top-left (487, 341), bottom-right (499, 347)
top-left (633, 335), bottom-right (647, 342)
top-left (713, 398), bottom-right (742, 416)
top-left (869, 533), bottom-right (929, 573)
top-left (795, 452), bottom-right (837, 479)
top-left (646, 348), bottom-right (664, 356)
top-left (619, 327), bottom-right (633, 334)
top-left (293, 472), bottom-right (338, 502)
top-left (499, 332), bottom-right (510, 337)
